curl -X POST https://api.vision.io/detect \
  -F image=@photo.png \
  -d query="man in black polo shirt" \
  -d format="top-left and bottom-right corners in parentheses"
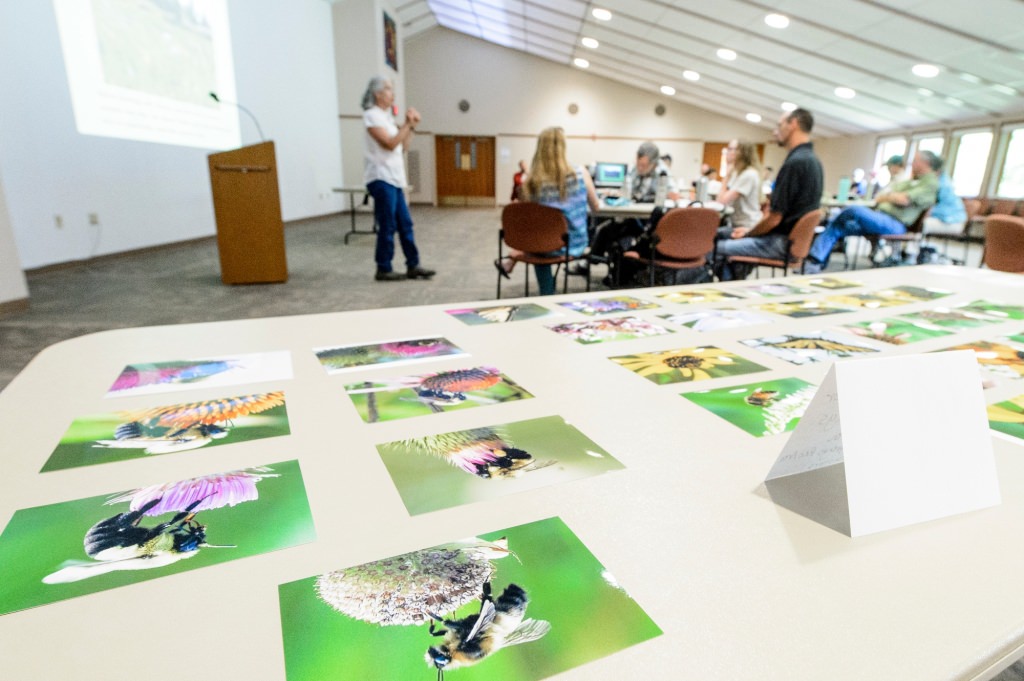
top-left (714, 108), bottom-right (823, 280)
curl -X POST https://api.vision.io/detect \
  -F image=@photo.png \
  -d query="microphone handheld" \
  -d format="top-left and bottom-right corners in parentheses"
top-left (209, 92), bottom-right (266, 142)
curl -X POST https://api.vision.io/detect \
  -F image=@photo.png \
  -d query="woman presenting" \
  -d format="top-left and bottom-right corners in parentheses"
top-left (361, 77), bottom-right (435, 281)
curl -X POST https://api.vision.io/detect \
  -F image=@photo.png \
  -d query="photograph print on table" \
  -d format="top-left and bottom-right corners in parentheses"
top-left (683, 377), bottom-right (817, 437)
top-left (896, 306), bottom-right (1004, 331)
top-left (839, 318), bottom-right (954, 345)
top-left (655, 288), bottom-right (745, 304)
top-left (936, 341), bottom-right (1024, 380)
top-left (954, 300), bottom-right (1024, 321)
top-left (989, 394), bottom-right (1024, 442)
top-left (375, 415), bottom-right (623, 515)
top-left (42, 391), bottom-right (290, 472)
top-left (608, 346), bottom-right (768, 385)
top-left (105, 350), bottom-right (293, 398)
top-left (446, 303), bottom-right (555, 326)
top-left (742, 282), bottom-right (814, 297)
top-left (752, 299), bottom-right (856, 318)
top-left (557, 296), bottom-right (659, 316)
top-left (795, 276), bottom-right (862, 290)
top-left (546, 316), bottom-right (673, 345)
top-left (0, 460), bottom-right (315, 616)
top-left (659, 308), bottom-right (775, 332)
top-left (740, 330), bottom-right (879, 366)
top-left (314, 337), bottom-right (467, 374)
top-left (278, 516), bottom-right (661, 681)
top-left (344, 366), bottom-right (533, 423)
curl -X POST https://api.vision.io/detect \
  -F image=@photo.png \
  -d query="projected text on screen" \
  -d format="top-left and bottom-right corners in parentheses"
top-left (54, 0), bottom-right (241, 150)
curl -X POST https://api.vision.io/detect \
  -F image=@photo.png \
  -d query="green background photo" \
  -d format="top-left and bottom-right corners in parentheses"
top-left (608, 346), bottom-right (769, 385)
top-left (990, 395), bottom-right (1024, 441)
top-left (377, 415), bottom-right (624, 515)
top-left (346, 373), bottom-right (533, 423)
top-left (840, 318), bottom-right (954, 344)
top-left (683, 377), bottom-right (816, 437)
top-left (0, 459), bottom-right (315, 616)
top-left (41, 403), bottom-right (291, 472)
top-left (279, 516), bottom-right (661, 681)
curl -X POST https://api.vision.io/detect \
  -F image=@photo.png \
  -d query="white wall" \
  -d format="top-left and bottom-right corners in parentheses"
top-left (0, 167), bottom-right (29, 305)
top-left (0, 0), bottom-right (343, 271)
top-left (404, 28), bottom-right (773, 204)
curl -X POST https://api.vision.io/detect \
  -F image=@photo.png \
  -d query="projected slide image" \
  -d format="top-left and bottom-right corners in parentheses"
top-left (95, 0), bottom-right (217, 107)
top-left (54, 0), bottom-right (241, 149)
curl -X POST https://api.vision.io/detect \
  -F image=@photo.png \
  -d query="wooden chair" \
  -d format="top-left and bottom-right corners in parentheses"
top-left (727, 209), bottom-right (822, 277)
top-left (621, 207), bottom-right (719, 287)
top-left (497, 203), bottom-right (590, 298)
top-left (981, 215), bottom-right (1024, 273)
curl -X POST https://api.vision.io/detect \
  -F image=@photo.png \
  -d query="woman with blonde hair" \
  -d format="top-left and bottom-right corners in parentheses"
top-left (495, 127), bottom-right (599, 294)
top-left (716, 140), bottom-right (764, 231)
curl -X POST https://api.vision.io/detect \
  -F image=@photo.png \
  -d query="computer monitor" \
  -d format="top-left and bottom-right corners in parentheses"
top-left (593, 162), bottom-right (628, 188)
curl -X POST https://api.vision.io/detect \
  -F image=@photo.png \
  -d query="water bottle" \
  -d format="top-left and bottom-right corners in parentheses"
top-left (697, 176), bottom-right (709, 204)
top-left (655, 171), bottom-right (668, 207)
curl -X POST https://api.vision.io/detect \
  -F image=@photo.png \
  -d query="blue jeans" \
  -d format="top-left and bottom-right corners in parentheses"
top-left (713, 231), bottom-right (789, 280)
top-left (367, 180), bottom-right (419, 272)
top-left (809, 205), bottom-right (905, 266)
top-left (530, 245), bottom-right (584, 295)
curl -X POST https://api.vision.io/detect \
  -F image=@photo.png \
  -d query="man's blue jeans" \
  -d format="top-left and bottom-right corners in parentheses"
top-left (809, 205), bottom-right (905, 266)
top-left (367, 180), bottom-right (420, 273)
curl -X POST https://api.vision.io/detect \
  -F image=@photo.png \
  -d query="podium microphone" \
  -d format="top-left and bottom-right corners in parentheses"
top-left (209, 91), bottom-right (265, 142)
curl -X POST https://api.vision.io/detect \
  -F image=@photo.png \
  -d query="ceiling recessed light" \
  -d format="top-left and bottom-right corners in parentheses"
top-left (660, 85), bottom-right (676, 96)
top-left (912, 63), bottom-right (940, 78)
top-left (917, 87), bottom-right (934, 97)
top-left (945, 96), bottom-right (963, 106)
top-left (682, 70), bottom-right (700, 81)
top-left (591, 8), bottom-right (612, 21)
top-left (764, 13), bottom-right (789, 28)
top-left (959, 72), bottom-right (981, 84)
top-left (834, 86), bottom-right (856, 99)
top-left (573, 57), bottom-right (590, 69)
top-left (716, 48), bottom-right (737, 61)
top-left (581, 37), bottom-right (599, 49)
top-left (745, 113), bottom-right (762, 123)
top-left (906, 106), bottom-right (919, 115)
top-left (992, 83), bottom-right (1018, 96)
top-left (781, 101), bottom-right (797, 111)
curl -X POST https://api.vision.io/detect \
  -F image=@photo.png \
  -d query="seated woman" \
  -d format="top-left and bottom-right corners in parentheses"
top-left (716, 140), bottom-right (764, 233)
top-left (495, 127), bottom-right (599, 295)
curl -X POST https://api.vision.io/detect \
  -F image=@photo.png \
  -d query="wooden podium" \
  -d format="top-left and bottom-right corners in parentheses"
top-left (207, 141), bottom-right (288, 284)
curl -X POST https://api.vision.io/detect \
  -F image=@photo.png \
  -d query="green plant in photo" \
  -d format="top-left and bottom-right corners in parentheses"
top-left (609, 346), bottom-right (768, 385)
top-left (683, 377), bottom-right (817, 436)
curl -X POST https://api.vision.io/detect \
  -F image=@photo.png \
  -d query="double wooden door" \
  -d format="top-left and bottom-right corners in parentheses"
top-left (435, 136), bottom-right (495, 206)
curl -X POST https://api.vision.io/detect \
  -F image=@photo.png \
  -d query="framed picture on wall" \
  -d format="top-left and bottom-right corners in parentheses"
top-left (383, 12), bottom-right (397, 72)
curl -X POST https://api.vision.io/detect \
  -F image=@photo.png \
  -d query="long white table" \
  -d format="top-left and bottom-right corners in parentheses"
top-left (2, 266), bottom-right (1024, 680)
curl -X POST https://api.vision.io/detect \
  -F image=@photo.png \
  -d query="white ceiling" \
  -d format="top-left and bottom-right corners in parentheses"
top-left (393, 0), bottom-right (1024, 137)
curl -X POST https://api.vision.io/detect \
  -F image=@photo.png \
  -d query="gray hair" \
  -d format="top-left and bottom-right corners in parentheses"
top-left (361, 77), bottom-right (390, 110)
top-left (919, 149), bottom-right (944, 171)
top-left (636, 141), bottom-right (660, 162)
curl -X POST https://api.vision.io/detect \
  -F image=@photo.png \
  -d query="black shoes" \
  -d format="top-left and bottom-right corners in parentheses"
top-left (493, 258), bottom-right (512, 280)
top-left (375, 270), bottom-right (406, 281)
top-left (407, 266), bottom-right (436, 279)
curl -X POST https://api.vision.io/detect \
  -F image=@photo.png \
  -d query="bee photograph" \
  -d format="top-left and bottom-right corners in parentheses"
top-left (278, 516), bottom-right (661, 681)
top-left (0, 460), bottom-right (315, 616)
top-left (608, 345), bottom-right (769, 385)
top-left (446, 303), bottom-right (556, 326)
top-left (683, 377), bottom-right (818, 437)
top-left (344, 366), bottom-right (533, 424)
top-left (41, 390), bottom-right (291, 472)
top-left (314, 336), bottom-right (467, 375)
top-left (375, 415), bottom-right (624, 515)
top-left (104, 350), bottom-right (294, 399)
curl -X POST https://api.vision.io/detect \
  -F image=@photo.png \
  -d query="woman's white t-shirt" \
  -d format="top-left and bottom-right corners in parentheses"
top-left (727, 166), bottom-right (763, 229)
top-left (363, 106), bottom-right (407, 188)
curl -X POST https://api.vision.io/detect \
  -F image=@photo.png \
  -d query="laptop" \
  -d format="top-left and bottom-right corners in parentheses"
top-left (592, 162), bottom-right (629, 189)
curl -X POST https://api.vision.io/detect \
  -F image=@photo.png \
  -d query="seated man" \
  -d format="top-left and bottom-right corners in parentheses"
top-left (804, 150), bottom-right (941, 272)
top-left (589, 141), bottom-right (679, 284)
top-left (714, 108), bottom-right (823, 281)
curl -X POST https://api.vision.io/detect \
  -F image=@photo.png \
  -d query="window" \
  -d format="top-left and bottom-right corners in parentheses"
top-left (873, 137), bottom-right (907, 186)
top-left (950, 130), bottom-right (993, 196)
top-left (910, 134), bottom-right (945, 160)
top-left (996, 126), bottom-right (1024, 198)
